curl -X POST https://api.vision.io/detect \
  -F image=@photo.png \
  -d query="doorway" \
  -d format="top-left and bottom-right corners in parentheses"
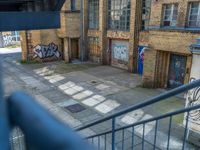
top-left (168, 54), bottom-right (187, 88)
top-left (71, 39), bottom-right (79, 60)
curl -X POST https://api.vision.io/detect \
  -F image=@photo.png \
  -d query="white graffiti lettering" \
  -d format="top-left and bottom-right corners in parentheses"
top-left (113, 45), bottom-right (128, 62)
top-left (33, 43), bottom-right (61, 59)
top-left (3, 34), bottom-right (13, 46)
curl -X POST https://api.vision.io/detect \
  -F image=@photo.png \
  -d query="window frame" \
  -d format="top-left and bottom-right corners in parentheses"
top-left (162, 3), bottom-right (178, 27)
top-left (107, 0), bottom-right (131, 31)
top-left (188, 2), bottom-right (200, 27)
top-left (88, 0), bottom-right (99, 29)
top-left (141, 0), bottom-right (152, 31)
top-left (71, 0), bottom-right (76, 11)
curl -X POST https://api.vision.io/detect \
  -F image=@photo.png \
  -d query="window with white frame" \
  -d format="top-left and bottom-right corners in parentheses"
top-left (162, 4), bottom-right (178, 27)
top-left (188, 2), bottom-right (200, 27)
top-left (89, 0), bottom-right (99, 29)
top-left (108, 0), bottom-right (131, 31)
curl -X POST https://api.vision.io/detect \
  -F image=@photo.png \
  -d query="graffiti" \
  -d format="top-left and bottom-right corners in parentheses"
top-left (112, 40), bottom-right (129, 62)
top-left (3, 34), bottom-right (13, 46)
top-left (138, 46), bottom-right (147, 75)
top-left (113, 45), bottom-right (128, 62)
top-left (186, 77), bottom-right (200, 123)
top-left (33, 43), bottom-right (61, 59)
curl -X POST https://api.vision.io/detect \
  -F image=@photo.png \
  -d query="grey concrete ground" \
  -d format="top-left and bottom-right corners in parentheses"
top-left (0, 48), bottom-right (198, 150)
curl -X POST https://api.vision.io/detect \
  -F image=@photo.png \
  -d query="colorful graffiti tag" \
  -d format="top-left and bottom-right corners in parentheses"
top-left (33, 43), bottom-right (61, 59)
top-left (138, 46), bottom-right (146, 75)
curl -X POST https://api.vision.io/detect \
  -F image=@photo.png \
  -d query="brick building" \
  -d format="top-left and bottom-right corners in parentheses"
top-left (20, 0), bottom-right (81, 62)
top-left (141, 0), bottom-right (200, 88)
top-left (21, 0), bottom-right (200, 89)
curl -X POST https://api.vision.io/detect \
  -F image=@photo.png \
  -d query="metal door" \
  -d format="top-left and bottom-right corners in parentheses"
top-left (168, 54), bottom-right (187, 88)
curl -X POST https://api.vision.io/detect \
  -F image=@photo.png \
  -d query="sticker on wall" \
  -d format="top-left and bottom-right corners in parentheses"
top-left (33, 43), bottom-right (61, 59)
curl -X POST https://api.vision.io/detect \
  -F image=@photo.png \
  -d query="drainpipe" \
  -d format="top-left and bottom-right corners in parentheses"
top-left (80, 0), bottom-right (85, 61)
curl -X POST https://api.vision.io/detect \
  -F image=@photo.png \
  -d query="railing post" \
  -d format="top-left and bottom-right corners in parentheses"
top-left (182, 112), bottom-right (189, 150)
top-left (112, 118), bottom-right (116, 150)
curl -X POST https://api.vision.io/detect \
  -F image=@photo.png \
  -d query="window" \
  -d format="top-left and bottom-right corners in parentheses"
top-left (71, 0), bottom-right (76, 11)
top-left (142, 0), bottom-right (151, 30)
top-left (89, 0), bottom-right (99, 29)
top-left (162, 4), bottom-right (178, 27)
top-left (88, 37), bottom-right (100, 57)
top-left (108, 0), bottom-right (131, 31)
top-left (188, 2), bottom-right (200, 27)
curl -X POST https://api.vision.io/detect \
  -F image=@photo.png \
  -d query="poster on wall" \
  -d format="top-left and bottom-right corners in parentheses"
top-left (111, 40), bottom-right (129, 63)
top-left (138, 46), bottom-right (146, 75)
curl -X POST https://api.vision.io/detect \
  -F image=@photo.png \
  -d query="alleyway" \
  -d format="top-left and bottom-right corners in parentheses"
top-left (0, 48), bottom-right (196, 150)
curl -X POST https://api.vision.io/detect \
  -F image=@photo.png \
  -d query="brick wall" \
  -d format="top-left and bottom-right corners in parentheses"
top-left (21, 0), bottom-right (81, 63)
top-left (141, 0), bottom-right (200, 88)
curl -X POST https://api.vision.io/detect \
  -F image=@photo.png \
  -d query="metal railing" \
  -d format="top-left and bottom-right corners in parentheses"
top-left (77, 80), bottom-right (200, 150)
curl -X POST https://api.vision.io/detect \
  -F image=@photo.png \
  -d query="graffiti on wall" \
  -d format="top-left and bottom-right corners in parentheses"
top-left (3, 34), bottom-right (13, 46)
top-left (2, 32), bottom-right (20, 47)
top-left (138, 46), bottom-right (146, 75)
top-left (33, 43), bottom-right (61, 59)
top-left (186, 77), bottom-right (200, 124)
top-left (112, 40), bottom-right (129, 62)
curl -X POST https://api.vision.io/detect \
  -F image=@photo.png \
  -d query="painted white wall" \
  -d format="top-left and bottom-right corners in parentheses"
top-left (190, 54), bottom-right (200, 79)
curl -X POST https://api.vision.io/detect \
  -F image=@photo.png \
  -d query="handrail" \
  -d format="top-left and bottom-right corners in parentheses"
top-left (85, 104), bottom-right (200, 139)
top-left (0, 61), bottom-right (10, 150)
top-left (77, 79), bottom-right (200, 131)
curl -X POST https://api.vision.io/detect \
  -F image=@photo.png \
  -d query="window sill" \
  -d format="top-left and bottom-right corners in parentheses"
top-left (148, 26), bottom-right (200, 32)
top-left (61, 10), bottom-right (80, 13)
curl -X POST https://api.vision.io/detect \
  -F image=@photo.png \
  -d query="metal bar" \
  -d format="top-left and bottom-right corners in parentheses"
top-left (77, 80), bottom-right (200, 131)
top-left (112, 118), bottom-right (116, 150)
top-left (98, 136), bottom-right (100, 150)
top-left (182, 112), bottom-right (189, 150)
top-left (142, 124), bottom-right (145, 150)
top-left (132, 127), bottom-right (134, 150)
top-left (167, 116), bottom-right (172, 150)
top-left (0, 57), bottom-right (10, 150)
top-left (7, 92), bottom-right (92, 150)
top-left (122, 129), bottom-right (125, 150)
top-left (0, 11), bottom-right (60, 31)
top-left (86, 104), bottom-right (200, 139)
top-left (153, 120), bottom-right (158, 150)
top-left (105, 134), bottom-right (107, 150)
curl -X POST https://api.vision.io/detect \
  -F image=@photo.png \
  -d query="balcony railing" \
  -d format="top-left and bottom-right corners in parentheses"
top-left (77, 80), bottom-right (200, 150)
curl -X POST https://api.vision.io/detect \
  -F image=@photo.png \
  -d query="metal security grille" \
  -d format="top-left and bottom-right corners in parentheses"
top-left (88, 0), bottom-right (99, 29)
top-left (88, 37), bottom-right (100, 58)
top-left (108, 0), bottom-right (130, 31)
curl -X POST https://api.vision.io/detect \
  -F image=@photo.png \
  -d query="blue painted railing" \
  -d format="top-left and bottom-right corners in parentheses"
top-left (77, 80), bottom-right (200, 150)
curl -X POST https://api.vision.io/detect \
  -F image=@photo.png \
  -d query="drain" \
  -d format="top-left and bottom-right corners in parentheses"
top-left (89, 80), bottom-right (102, 85)
top-left (65, 104), bottom-right (86, 113)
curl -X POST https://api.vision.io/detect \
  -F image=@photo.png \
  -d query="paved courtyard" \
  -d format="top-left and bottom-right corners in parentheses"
top-left (0, 48), bottom-right (197, 150)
